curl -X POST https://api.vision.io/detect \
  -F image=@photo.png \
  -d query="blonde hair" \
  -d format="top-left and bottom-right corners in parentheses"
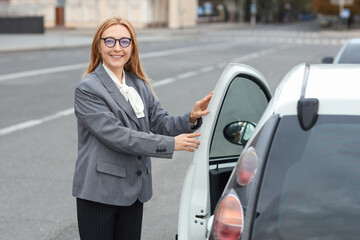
top-left (84, 17), bottom-right (152, 90)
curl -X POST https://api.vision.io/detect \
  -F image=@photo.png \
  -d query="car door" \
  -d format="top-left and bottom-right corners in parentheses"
top-left (177, 63), bottom-right (272, 240)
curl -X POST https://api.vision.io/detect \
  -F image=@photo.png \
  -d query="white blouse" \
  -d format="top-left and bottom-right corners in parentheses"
top-left (103, 64), bottom-right (145, 118)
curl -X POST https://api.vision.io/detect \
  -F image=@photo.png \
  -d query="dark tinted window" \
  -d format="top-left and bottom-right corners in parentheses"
top-left (251, 115), bottom-right (360, 240)
top-left (338, 44), bottom-right (360, 63)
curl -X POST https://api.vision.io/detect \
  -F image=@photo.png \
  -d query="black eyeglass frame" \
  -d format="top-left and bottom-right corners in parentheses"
top-left (100, 37), bottom-right (132, 48)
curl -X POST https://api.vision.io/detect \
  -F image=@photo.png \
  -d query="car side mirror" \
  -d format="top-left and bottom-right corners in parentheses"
top-left (223, 121), bottom-right (256, 146)
top-left (322, 57), bottom-right (334, 64)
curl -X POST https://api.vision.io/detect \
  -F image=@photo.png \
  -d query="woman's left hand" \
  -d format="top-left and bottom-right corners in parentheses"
top-left (190, 91), bottom-right (214, 123)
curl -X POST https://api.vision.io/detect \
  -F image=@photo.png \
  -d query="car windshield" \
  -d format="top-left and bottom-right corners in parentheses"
top-left (251, 115), bottom-right (360, 240)
top-left (337, 44), bottom-right (360, 63)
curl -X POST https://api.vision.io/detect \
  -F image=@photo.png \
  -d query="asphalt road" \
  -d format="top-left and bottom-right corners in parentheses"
top-left (0, 21), bottom-right (349, 240)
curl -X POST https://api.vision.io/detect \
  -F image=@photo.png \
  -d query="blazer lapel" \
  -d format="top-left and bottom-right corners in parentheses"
top-left (95, 64), bottom-right (140, 128)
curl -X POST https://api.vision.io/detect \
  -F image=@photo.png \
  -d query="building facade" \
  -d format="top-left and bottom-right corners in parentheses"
top-left (1, 0), bottom-right (197, 29)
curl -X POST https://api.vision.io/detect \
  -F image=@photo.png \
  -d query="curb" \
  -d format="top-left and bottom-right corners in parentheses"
top-left (0, 43), bottom-right (91, 53)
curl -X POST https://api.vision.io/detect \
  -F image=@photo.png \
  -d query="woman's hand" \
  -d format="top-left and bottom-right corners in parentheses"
top-left (174, 133), bottom-right (201, 152)
top-left (190, 91), bottom-right (213, 123)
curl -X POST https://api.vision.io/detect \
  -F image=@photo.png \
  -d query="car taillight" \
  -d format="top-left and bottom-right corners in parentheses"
top-left (213, 193), bottom-right (244, 240)
top-left (236, 147), bottom-right (258, 186)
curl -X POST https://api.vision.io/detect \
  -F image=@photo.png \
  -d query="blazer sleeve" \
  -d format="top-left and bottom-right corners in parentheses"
top-left (144, 83), bottom-right (202, 136)
top-left (74, 81), bottom-right (175, 158)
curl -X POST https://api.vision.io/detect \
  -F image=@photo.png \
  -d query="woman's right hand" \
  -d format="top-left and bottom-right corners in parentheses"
top-left (174, 133), bottom-right (201, 152)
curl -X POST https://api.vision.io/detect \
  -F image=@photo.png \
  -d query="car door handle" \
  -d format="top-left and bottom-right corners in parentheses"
top-left (195, 214), bottom-right (208, 219)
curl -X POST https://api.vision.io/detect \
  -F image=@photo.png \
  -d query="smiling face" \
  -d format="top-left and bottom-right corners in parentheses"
top-left (99, 24), bottom-right (133, 77)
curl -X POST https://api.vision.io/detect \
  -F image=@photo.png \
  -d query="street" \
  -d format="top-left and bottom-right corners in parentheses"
top-left (0, 21), bottom-right (351, 240)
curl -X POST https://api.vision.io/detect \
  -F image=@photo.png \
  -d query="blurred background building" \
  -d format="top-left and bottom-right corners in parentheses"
top-left (0, 0), bottom-right (197, 29)
top-left (0, 0), bottom-right (359, 32)
top-left (198, 0), bottom-right (360, 27)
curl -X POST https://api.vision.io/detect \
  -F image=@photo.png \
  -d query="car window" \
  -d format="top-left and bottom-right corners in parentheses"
top-left (209, 75), bottom-right (269, 160)
top-left (337, 44), bottom-right (360, 63)
top-left (251, 115), bottom-right (360, 239)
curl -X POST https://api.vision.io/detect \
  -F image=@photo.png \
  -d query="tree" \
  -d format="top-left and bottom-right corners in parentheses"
top-left (311, 0), bottom-right (360, 15)
top-left (256, 0), bottom-right (312, 22)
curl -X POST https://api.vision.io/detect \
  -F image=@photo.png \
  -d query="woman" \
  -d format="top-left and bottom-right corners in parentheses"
top-left (72, 17), bottom-right (212, 240)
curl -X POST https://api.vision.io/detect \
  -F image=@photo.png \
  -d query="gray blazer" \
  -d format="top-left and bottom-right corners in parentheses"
top-left (72, 64), bottom-right (201, 206)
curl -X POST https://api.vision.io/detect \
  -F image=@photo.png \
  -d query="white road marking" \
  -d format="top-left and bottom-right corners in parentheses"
top-left (152, 78), bottom-right (176, 88)
top-left (0, 36), bottom-right (346, 83)
top-left (0, 108), bottom-right (74, 136)
top-left (0, 63), bottom-right (86, 83)
top-left (0, 41), bottom-right (246, 83)
top-left (0, 45), bottom-right (287, 137)
top-left (198, 66), bottom-right (215, 73)
top-left (177, 71), bottom-right (198, 79)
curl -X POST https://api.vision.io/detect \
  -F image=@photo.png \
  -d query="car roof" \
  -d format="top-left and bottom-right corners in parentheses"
top-left (271, 64), bottom-right (360, 117)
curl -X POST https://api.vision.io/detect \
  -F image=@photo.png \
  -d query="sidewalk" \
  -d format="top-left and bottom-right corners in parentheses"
top-left (0, 22), bottom-right (244, 53)
top-left (0, 21), bottom-right (359, 53)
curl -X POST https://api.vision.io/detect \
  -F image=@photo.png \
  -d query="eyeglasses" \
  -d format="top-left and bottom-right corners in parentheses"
top-left (100, 37), bottom-right (132, 48)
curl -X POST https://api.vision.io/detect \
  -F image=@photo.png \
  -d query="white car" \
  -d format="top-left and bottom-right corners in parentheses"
top-left (322, 38), bottom-right (360, 63)
top-left (177, 63), bottom-right (360, 240)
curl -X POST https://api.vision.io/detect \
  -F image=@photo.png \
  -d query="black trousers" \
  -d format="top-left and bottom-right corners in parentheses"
top-left (76, 198), bottom-right (143, 240)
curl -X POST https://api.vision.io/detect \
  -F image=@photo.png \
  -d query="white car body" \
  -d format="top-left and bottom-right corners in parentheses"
top-left (177, 63), bottom-right (271, 240)
top-left (177, 63), bottom-right (360, 240)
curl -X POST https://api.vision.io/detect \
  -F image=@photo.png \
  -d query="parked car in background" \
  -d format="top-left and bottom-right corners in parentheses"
top-left (322, 38), bottom-right (360, 63)
top-left (177, 63), bottom-right (360, 240)
top-left (317, 14), bottom-right (338, 28)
